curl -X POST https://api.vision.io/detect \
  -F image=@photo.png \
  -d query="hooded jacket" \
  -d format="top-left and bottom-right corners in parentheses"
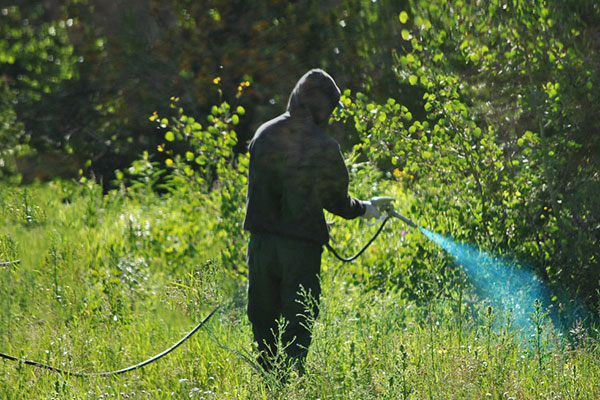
top-left (243, 69), bottom-right (366, 245)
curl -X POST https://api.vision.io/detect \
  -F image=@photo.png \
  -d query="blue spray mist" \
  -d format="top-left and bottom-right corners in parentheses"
top-left (418, 227), bottom-right (551, 331)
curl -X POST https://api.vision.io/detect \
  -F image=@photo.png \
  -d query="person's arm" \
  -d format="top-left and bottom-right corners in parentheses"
top-left (319, 142), bottom-right (366, 219)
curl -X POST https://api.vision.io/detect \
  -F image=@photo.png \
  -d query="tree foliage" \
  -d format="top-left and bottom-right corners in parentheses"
top-left (337, 0), bottom-right (600, 311)
top-left (1, 0), bottom-right (599, 314)
top-left (0, 4), bottom-right (77, 174)
top-left (1, 0), bottom-right (406, 181)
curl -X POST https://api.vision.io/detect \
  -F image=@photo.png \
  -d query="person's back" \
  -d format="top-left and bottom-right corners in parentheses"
top-left (244, 69), bottom-right (364, 244)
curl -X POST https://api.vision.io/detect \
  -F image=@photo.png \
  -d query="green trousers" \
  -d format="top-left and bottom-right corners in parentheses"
top-left (246, 231), bottom-right (322, 372)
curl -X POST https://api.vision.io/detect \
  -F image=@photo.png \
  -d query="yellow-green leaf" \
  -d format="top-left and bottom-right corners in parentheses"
top-left (399, 11), bottom-right (409, 24)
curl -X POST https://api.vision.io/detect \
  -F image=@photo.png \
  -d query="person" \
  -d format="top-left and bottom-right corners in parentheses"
top-left (243, 69), bottom-right (380, 374)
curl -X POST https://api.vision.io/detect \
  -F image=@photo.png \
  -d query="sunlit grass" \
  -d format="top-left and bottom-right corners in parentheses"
top-left (1, 182), bottom-right (598, 399)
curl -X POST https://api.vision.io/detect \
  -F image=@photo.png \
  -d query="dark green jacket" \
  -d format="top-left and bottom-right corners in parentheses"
top-left (243, 69), bottom-right (365, 245)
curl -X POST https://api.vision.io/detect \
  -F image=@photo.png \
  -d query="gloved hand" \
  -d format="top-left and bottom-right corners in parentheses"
top-left (369, 197), bottom-right (394, 212)
top-left (361, 201), bottom-right (382, 220)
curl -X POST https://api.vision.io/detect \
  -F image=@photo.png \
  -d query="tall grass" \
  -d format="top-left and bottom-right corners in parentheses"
top-left (1, 181), bottom-right (598, 399)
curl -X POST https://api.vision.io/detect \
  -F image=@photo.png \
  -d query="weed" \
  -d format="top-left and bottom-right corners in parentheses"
top-left (0, 182), bottom-right (599, 399)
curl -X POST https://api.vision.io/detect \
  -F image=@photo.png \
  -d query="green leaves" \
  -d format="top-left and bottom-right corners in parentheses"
top-left (148, 97), bottom-right (247, 194)
top-left (399, 11), bottom-right (409, 24)
top-left (0, 5), bottom-right (79, 172)
top-left (383, 0), bottom-right (600, 311)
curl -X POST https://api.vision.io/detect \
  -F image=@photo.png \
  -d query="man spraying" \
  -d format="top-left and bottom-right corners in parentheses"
top-left (243, 69), bottom-right (380, 374)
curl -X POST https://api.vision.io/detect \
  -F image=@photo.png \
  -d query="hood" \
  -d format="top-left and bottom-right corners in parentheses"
top-left (286, 69), bottom-right (341, 125)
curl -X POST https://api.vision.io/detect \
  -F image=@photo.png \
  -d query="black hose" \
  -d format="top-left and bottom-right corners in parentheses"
top-left (1, 215), bottom-right (396, 376)
top-left (0, 306), bottom-right (219, 377)
top-left (325, 216), bottom-right (391, 262)
top-left (0, 260), bottom-right (20, 267)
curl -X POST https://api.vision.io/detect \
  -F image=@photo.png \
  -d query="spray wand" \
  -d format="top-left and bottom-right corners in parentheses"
top-left (369, 197), bottom-right (418, 228)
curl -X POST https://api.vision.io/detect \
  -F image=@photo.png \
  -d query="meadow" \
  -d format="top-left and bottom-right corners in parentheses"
top-left (2, 1), bottom-right (600, 398)
top-left (1, 180), bottom-right (598, 399)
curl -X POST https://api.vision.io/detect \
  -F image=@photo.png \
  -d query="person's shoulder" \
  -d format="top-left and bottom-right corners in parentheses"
top-left (249, 112), bottom-right (290, 150)
top-left (257, 112), bottom-right (290, 134)
top-left (311, 128), bottom-right (340, 149)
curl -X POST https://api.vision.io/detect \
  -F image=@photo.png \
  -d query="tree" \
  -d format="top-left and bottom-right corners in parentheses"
top-left (0, 4), bottom-right (77, 177)
top-left (2, 0), bottom-right (411, 183)
top-left (339, 0), bottom-right (600, 313)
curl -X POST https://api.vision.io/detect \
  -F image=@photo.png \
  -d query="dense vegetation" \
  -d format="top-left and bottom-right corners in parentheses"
top-left (1, 0), bottom-right (599, 398)
top-left (1, 179), bottom-right (599, 399)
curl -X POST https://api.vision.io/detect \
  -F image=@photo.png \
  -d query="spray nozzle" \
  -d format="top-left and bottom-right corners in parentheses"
top-left (369, 197), bottom-right (418, 228)
top-left (389, 210), bottom-right (418, 228)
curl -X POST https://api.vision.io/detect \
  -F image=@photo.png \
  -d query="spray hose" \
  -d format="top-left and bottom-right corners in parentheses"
top-left (0, 306), bottom-right (219, 377)
top-left (0, 198), bottom-right (415, 376)
top-left (326, 197), bottom-right (418, 263)
top-left (326, 215), bottom-right (392, 262)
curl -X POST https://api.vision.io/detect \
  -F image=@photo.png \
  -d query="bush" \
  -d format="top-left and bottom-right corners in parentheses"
top-left (120, 95), bottom-right (249, 274)
top-left (333, 0), bottom-right (600, 316)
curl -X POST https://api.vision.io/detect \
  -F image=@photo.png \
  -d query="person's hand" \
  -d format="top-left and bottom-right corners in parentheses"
top-left (370, 197), bottom-right (394, 212)
top-left (361, 201), bottom-right (382, 220)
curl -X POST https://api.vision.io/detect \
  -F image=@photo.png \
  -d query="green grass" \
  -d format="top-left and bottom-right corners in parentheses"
top-left (1, 181), bottom-right (599, 399)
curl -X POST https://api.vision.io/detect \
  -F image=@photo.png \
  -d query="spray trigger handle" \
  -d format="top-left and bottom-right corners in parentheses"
top-left (370, 196), bottom-right (418, 228)
top-left (370, 196), bottom-right (395, 213)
